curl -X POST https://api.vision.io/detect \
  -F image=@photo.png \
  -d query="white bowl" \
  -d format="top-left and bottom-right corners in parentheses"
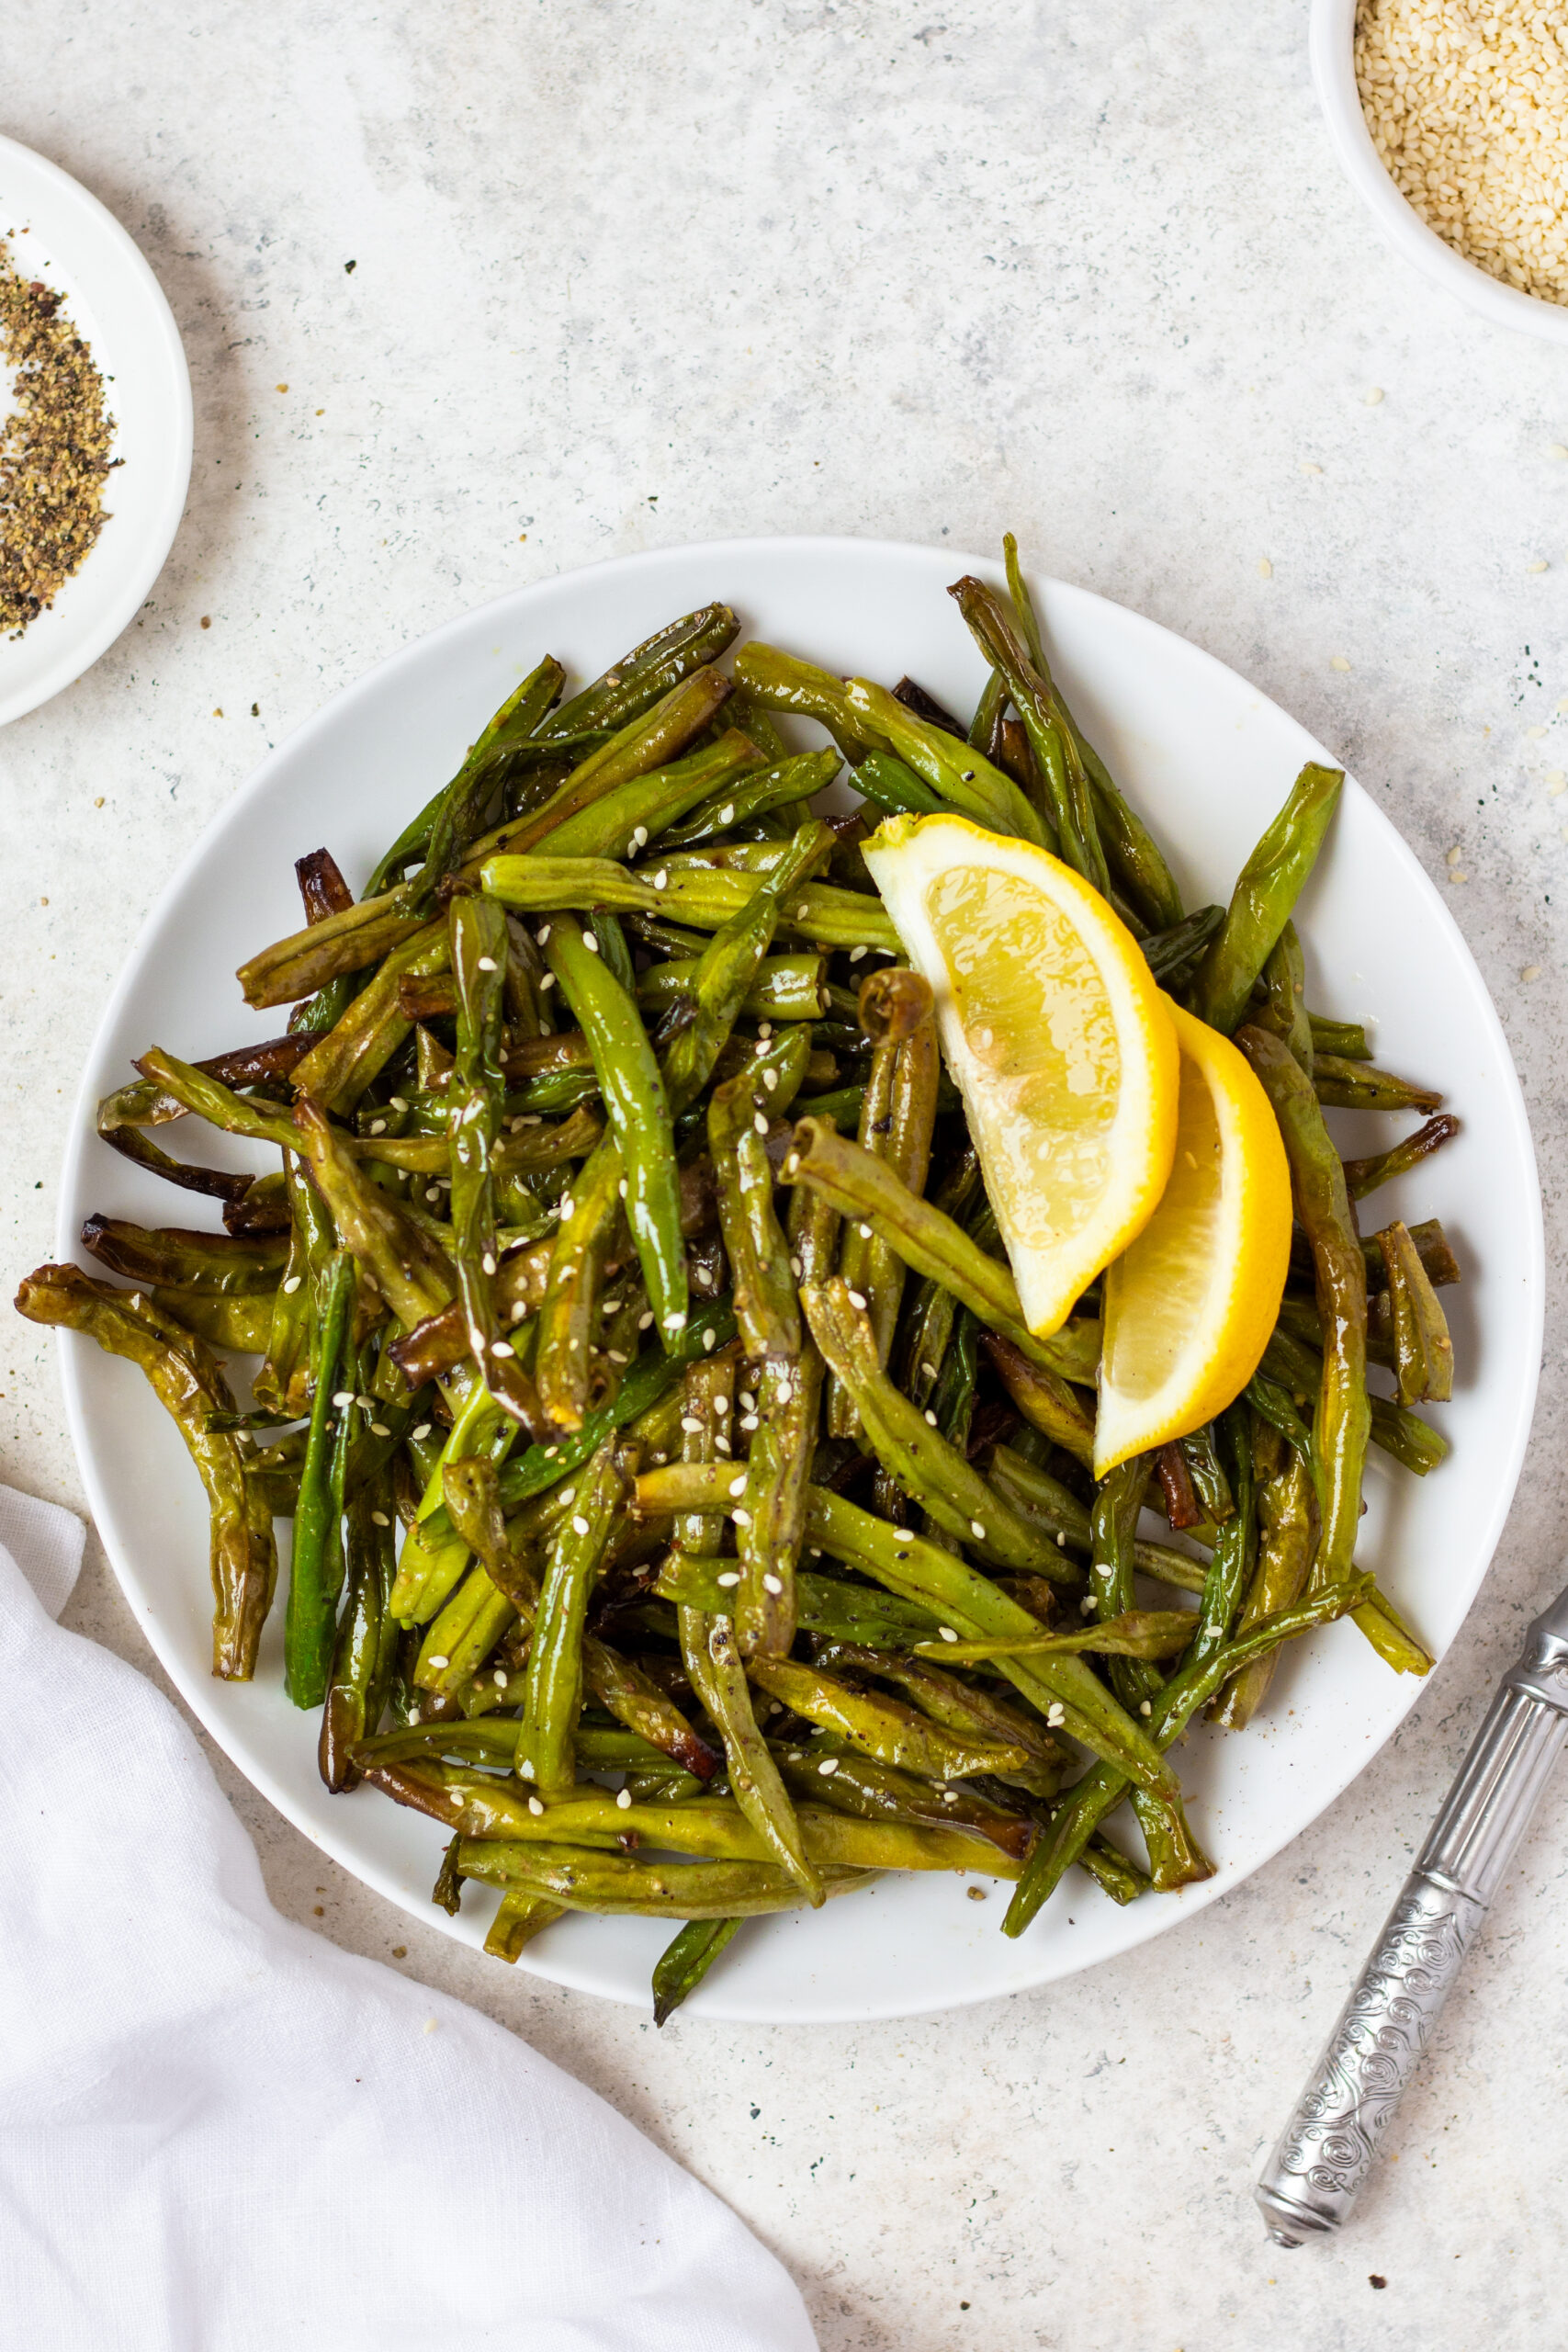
top-left (1311, 0), bottom-right (1568, 345)
top-left (54, 536), bottom-right (1543, 2021)
top-left (0, 135), bottom-right (193, 726)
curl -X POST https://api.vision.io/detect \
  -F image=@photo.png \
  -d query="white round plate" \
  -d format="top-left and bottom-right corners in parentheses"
top-left (56, 537), bottom-right (1542, 2021)
top-left (0, 134), bottom-right (193, 726)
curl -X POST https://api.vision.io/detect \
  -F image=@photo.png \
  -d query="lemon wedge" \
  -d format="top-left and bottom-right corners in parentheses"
top-left (1094, 1001), bottom-right (1292, 1476)
top-left (863, 811), bottom-right (1180, 1337)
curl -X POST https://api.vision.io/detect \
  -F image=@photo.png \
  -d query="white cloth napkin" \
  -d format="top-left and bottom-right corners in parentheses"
top-left (0, 1487), bottom-right (818, 2352)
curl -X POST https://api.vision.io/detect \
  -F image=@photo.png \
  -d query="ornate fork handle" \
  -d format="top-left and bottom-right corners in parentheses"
top-left (1257, 1592), bottom-right (1568, 2245)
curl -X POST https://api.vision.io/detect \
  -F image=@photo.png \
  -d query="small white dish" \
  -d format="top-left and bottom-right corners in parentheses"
top-left (54, 537), bottom-right (1543, 2021)
top-left (0, 134), bottom-right (193, 726)
top-left (1311, 0), bottom-right (1568, 344)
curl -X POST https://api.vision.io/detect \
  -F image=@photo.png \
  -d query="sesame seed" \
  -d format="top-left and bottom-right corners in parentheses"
top-left (858, 1222), bottom-right (873, 1239)
top-left (1528, 559), bottom-right (1549, 574)
top-left (618, 1177), bottom-right (628, 1198)
top-left (539, 972), bottom-right (555, 989)
top-left (763, 1573), bottom-right (784, 1594)
top-left (493, 1668), bottom-right (508, 1689)
top-left (970, 1520), bottom-right (987, 1540)
top-left (740, 1391), bottom-right (756, 1410)
top-left (491, 1340), bottom-right (515, 1358)
top-left (333, 1390), bottom-right (354, 1408)
top-left (608, 1348), bottom-right (628, 1363)
top-left (681, 1415), bottom-right (704, 1432)
top-left (632, 825), bottom-right (648, 849)
top-left (938, 1626), bottom-right (958, 1643)
top-left (412, 1423), bottom-right (432, 1441)
top-left (1364, 386), bottom-right (1383, 404)
top-left (1057, 1532), bottom-right (1067, 1547)
top-left (728, 1475), bottom-right (749, 1497)
top-left (482, 1251), bottom-right (496, 1275)
top-left (583, 932), bottom-right (599, 953)
top-left (846, 1288), bottom-right (867, 1309)
top-left (425, 1185), bottom-right (442, 1201)
top-left (282, 1275), bottom-right (302, 1295)
top-left (476, 955), bottom-right (498, 972)
top-left (1258, 557), bottom-right (1272, 579)
top-left (654, 868), bottom-right (669, 889)
top-left (537, 924), bottom-right (551, 944)
top-left (702, 1327), bottom-right (716, 1351)
top-left (942, 1790), bottom-right (959, 1804)
top-left (558, 1197), bottom-right (574, 1221)
top-left (427, 1655), bottom-right (449, 1669)
top-left (639, 1310), bottom-right (655, 1329)
top-left (739, 1413), bottom-right (759, 1431)
top-left (818, 1757), bottom-right (840, 1775)
top-left (758, 1022), bottom-right (773, 1040)
top-left (762, 1067), bottom-right (778, 1091)
top-left (790, 1253), bottom-right (804, 1276)
top-left (1330, 655), bottom-right (1351, 672)
top-left (717, 1569), bottom-right (741, 1587)
top-left (409, 1707), bottom-right (421, 1724)
top-left (715, 1395), bottom-right (729, 1415)
top-left (616, 1787), bottom-right (633, 1809)
top-left (1139, 1699), bottom-right (1153, 1715)
top-left (389, 1096), bottom-right (409, 1113)
top-left (528, 1796), bottom-right (545, 1816)
top-left (1522, 963), bottom-right (1543, 981)
top-left (370, 1421), bottom-right (390, 1437)
top-left (731, 1507), bottom-right (753, 1527)
top-left (571, 1514), bottom-right (590, 1535)
top-left (714, 1430), bottom-right (730, 1451)
top-left (371, 1510), bottom-right (390, 1527)
top-left (368, 1117), bottom-right (387, 1136)
top-left (719, 803), bottom-right (736, 824)
top-left (783, 1155), bottom-right (800, 1181)
top-left (849, 944), bottom-right (867, 962)
top-left (924, 1409), bottom-right (938, 1426)
top-left (1080, 1595), bottom-right (1096, 1614)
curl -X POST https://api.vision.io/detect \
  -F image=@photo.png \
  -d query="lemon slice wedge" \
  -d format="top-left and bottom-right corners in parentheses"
top-left (1093, 1001), bottom-right (1292, 1476)
top-left (863, 811), bottom-right (1180, 1337)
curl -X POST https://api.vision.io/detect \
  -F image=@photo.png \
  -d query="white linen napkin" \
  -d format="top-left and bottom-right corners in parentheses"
top-left (0, 1487), bottom-right (818, 2352)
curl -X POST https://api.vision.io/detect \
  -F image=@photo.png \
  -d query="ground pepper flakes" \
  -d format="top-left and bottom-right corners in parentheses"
top-left (0, 234), bottom-right (118, 638)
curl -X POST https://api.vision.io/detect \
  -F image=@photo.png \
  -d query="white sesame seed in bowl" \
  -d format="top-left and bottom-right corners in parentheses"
top-left (1311, 0), bottom-right (1568, 343)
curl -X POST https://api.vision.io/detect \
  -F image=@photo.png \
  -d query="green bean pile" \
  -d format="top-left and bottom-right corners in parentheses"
top-left (17, 538), bottom-right (1462, 2014)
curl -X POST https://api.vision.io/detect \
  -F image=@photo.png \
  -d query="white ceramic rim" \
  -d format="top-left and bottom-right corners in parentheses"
top-left (52, 535), bottom-right (1545, 2019)
top-left (0, 133), bottom-right (194, 725)
top-left (1310, 0), bottom-right (1568, 345)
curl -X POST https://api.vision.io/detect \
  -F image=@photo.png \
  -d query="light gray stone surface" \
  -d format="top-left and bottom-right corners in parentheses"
top-left (4, 4), bottom-right (1567, 2345)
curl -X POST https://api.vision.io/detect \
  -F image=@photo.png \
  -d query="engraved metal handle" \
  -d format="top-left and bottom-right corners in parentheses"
top-left (1256, 1582), bottom-right (1568, 2245)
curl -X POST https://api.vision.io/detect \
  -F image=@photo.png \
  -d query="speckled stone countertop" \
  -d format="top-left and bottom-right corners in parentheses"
top-left (4, 6), bottom-right (1567, 2346)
